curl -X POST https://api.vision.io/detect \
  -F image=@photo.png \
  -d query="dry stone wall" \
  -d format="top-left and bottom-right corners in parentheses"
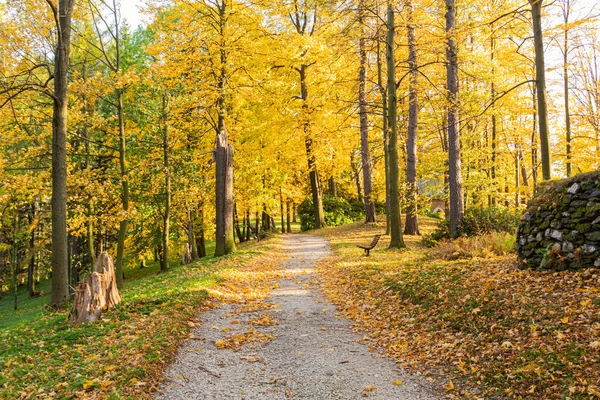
top-left (517, 171), bottom-right (600, 270)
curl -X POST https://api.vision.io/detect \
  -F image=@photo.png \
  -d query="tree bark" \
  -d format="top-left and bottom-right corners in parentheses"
top-left (50, 0), bottom-right (75, 309)
top-left (195, 207), bottom-right (207, 258)
top-left (377, 33), bottom-right (391, 235)
top-left (69, 252), bottom-right (121, 324)
top-left (214, 0), bottom-right (235, 257)
top-left (28, 203), bottom-right (36, 297)
top-left (530, 0), bottom-right (552, 180)
top-left (286, 201), bottom-right (291, 233)
top-left (359, 0), bottom-right (376, 223)
top-left (446, 0), bottom-right (464, 237)
top-left (161, 94), bottom-right (170, 273)
top-left (188, 209), bottom-right (198, 260)
top-left (299, 64), bottom-right (325, 229)
top-left (279, 188), bottom-right (285, 233)
top-left (404, 0), bottom-right (420, 235)
top-left (562, 0), bottom-right (572, 177)
top-left (386, 4), bottom-right (406, 248)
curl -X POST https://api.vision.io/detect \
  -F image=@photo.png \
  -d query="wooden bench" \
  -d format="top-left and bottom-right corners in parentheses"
top-left (357, 234), bottom-right (382, 256)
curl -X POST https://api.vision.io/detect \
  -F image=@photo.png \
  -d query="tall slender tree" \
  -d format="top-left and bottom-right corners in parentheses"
top-left (529, 0), bottom-right (551, 180)
top-left (404, 0), bottom-right (419, 235)
top-left (50, 0), bottom-right (75, 309)
top-left (386, 3), bottom-right (405, 248)
top-left (445, 0), bottom-right (464, 237)
top-left (214, 0), bottom-right (236, 256)
top-left (358, 0), bottom-right (376, 223)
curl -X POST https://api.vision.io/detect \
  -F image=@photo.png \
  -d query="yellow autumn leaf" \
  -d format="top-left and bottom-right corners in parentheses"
top-left (444, 379), bottom-right (455, 392)
top-left (215, 339), bottom-right (226, 348)
top-left (82, 379), bottom-right (95, 390)
top-left (393, 379), bottom-right (403, 386)
top-left (561, 316), bottom-right (569, 323)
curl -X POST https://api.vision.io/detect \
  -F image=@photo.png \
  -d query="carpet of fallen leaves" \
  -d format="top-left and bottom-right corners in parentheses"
top-left (315, 217), bottom-right (600, 399)
top-left (0, 237), bottom-right (286, 400)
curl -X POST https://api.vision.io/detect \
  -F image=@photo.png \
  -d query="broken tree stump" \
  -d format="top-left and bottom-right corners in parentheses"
top-left (69, 251), bottom-right (121, 324)
top-left (181, 243), bottom-right (193, 265)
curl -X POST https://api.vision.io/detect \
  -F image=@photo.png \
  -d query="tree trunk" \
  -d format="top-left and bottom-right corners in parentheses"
top-left (446, 0), bottom-right (464, 237)
top-left (292, 204), bottom-right (297, 223)
top-left (359, 0), bottom-right (376, 223)
top-left (234, 202), bottom-right (244, 243)
top-left (350, 151), bottom-right (363, 202)
top-left (531, 85), bottom-right (539, 189)
top-left (299, 64), bottom-right (325, 229)
top-left (386, 5), bottom-right (406, 249)
top-left (562, 0), bottom-right (572, 177)
top-left (196, 207), bottom-right (207, 258)
top-left (188, 209), bottom-right (198, 260)
top-left (286, 201), bottom-right (291, 233)
top-left (377, 34), bottom-right (391, 235)
top-left (245, 209), bottom-right (251, 241)
top-left (530, 0), bottom-right (552, 180)
top-left (69, 252), bottom-right (121, 324)
top-left (404, 0), bottom-right (420, 235)
top-left (161, 94), bottom-right (170, 273)
top-left (279, 188), bottom-right (285, 233)
top-left (50, 0), bottom-right (75, 309)
top-left (214, 1), bottom-right (236, 257)
top-left (28, 203), bottom-right (36, 297)
top-left (254, 210), bottom-right (260, 238)
top-left (328, 176), bottom-right (337, 197)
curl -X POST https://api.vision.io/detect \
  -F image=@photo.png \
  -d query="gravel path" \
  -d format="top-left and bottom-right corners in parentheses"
top-left (157, 234), bottom-right (439, 399)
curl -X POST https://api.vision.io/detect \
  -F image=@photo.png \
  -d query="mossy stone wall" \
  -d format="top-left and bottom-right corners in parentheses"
top-left (517, 171), bottom-right (600, 270)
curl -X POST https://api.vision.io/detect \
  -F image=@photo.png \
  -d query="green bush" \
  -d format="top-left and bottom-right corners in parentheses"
top-left (423, 206), bottom-right (520, 246)
top-left (298, 196), bottom-right (365, 231)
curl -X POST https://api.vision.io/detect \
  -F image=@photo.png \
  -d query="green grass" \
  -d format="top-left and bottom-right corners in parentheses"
top-left (0, 239), bottom-right (268, 399)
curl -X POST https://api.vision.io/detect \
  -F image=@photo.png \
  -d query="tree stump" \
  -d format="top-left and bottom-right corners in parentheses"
top-left (181, 243), bottom-right (193, 265)
top-left (69, 251), bottom-right (121, 324)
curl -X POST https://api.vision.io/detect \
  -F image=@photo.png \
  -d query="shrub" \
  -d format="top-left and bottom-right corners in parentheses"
top-left (298, 196), bottom-right (365, 231)
top-left (423, 206), bottom-right (520, 246)
top-left (432, 232), bottom-right (516, 260)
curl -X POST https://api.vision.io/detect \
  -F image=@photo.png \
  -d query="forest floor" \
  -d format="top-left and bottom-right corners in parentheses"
top-left (157, 234), bottom-right (438, 400)
top-left (2, 217), bottom-right (600, 399)
top-left (315, 217), bottom-right (600, 399)
top-left (0, 238), bottom-right (280, 399)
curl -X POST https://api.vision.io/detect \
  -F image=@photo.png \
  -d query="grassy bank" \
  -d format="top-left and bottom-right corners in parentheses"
top-left (316, 217), bottom-right (600, 399)
top-left (0, 238), bottom-right (283, 399)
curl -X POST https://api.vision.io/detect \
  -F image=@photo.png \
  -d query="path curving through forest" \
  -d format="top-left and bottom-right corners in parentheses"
top-left (157, 234), bottom-right (438, 399)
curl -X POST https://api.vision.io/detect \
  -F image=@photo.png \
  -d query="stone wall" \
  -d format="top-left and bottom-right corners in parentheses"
top-left (517, 171), bottom-right (600, 270)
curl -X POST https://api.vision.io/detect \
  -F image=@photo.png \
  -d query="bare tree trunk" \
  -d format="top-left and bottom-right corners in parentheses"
top-left (286, 201), bottom-right (291, 233)
top-left (188, 209), bottom-right (198, 261)
top-left (50, 0), bottom-right (75, 309)
top-left (530, 0), bottom-right (552, 180)
top-left (350, 151), bottom-right (363, 202)
top-left (446, 0), bottom-right (464, 237)
top-left (359, 0), bottom-right (376, 223)
top-left (195, 206), bottom-right (207, 258)
top-left (214, 1), bottom-right (235, 256)
top-left (292, 204), bottom-right (297, 223)
top-left (562, 0), bottom-right (572, 176)
top-left (299, 64), bottom-right (325, 229)
top-left (161, 94), bottom-right (170, 272)
top-left (28, 203), bottom-right (36, 297)
top-left (328, 176), bottom-right (337, 197)
top-left (404, 0), bottom-right (420, 235)
top-left (377, 34), bottom-right (391, 235)
top-left (386, 4), bottom-right (406, 248)
top-left (234, 202), bottom-right (244, 243)
top-left (245, 209), bottom-right (251, 241)
top-left (279, 188), bottom-right (285, 233)
top-left (531, 85), bottom-right (539, 189)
